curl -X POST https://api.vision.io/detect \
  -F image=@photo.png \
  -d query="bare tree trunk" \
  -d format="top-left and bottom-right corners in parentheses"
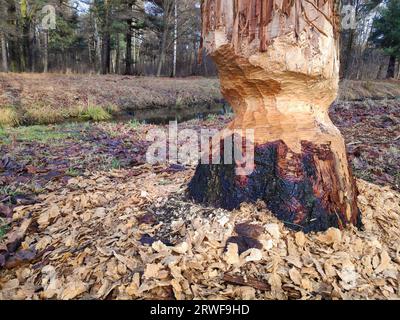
top-left (1, 31), bottom-right (7, 72)
top-left (341, 0), bottom-right (361, 79)
top-left (22, 20), bottom-right (32, 71)
top-left (115, 33), bottom-right (120, 74)
top-left (125, 19), bottom-right (133, 75)
top-left (386, 55), bottom-right (396, 79)
top-left (172, 0), bottom-right (177, 77)
top-left (94, 17), bottom-right (102, 73)
top-left (101, 1), bottom-right (111, 74)
top-left (188, 0), bottom-right (361, 233)
top-left (342, 29), bottom-right (355, 79)
top-left (157, 23), bottom-right (168, 77)
top-left (88, 38), bottom-right (92, 66)
top-left (1, 0), bottom-right (8, 73)
top-left (135, 30), bottom-right (141, 73)
top-left (397, 62), bottom-right (400, 79)
top-left (376, 62), bottom-right (384, 79)
top-left (101, 34), bottom-right (111, 74)
top-left (133, 30), bottom-right (136, 67)
top-left (157, 0), bottom-right (173, 77)
top-left (43, 30), bottom-right (48, 73)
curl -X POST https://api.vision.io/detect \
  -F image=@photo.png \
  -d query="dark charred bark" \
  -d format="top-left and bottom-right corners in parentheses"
top-left (188, 138), bottom-right (362, 233)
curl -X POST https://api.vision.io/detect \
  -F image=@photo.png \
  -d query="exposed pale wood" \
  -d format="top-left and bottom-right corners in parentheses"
top-left (188, 0), bottom-right (361, 232)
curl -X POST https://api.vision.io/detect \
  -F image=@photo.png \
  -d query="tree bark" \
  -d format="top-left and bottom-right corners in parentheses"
top-left (101, 1), bottom-right (111, 74)
top-left (397, 62), bottom-right (400, 79)
top-left (386, 55), bottom-right (396, 79)
top-left (188, 0), bottom-right (361, 233)
top-left (125, 19), bottom-right (133, 75)
top-left (22, 19), bottom-right (32, 71)
top-left (43, 30), bottom-right (48, 73)
top-left (1, 31), bottom-right (7, 72)
top-left (94, 17), bottom-right (102, 73)
top-left (1, 1), bottom-right (8, 73)
top-left (157, 0), bottom-right (173, 77)
top-left (115, 33), bottom-right (120, 74)
top-left (156, 21), bottom-right (168, 77)
top-left (101, 32), bottom-right (111, 74)
top-left (172, 0), bottom-right (177, 77)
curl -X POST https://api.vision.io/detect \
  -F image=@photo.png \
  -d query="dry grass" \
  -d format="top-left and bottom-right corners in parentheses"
top-left (1, 73), bottom-right (399, 126)
top-left (0, 106), bottom-right (19, 127)
top-left (22, 104), bottom-right (68, 125)
top-left (78, 104), bottom-right (112, 122)
top-left (0, 73), bottom-right (222, 125)
top-left (339, 79), bottom-right (400, 101)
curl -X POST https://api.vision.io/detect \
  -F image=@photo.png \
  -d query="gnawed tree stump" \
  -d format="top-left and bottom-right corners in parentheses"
top-left (188, 0), bottom-right (362, 232)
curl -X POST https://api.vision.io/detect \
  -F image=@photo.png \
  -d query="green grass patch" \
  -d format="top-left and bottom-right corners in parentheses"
top-left (0, 185), bottom-right (23, 198)
top-left (0, 219), bottom-right (10, 240)
top-left (128, 118), bottom-right (142, 129)
top-left (111, 158), bottom-right (121, 170)
top-left (66, 168), bottom-right (80, 177)
top-left (0, 226), bottom-right (8, 240)
top-left (0, 126), bottom-right (8, 140)
top-left (79, 105), bottom-right (112, 122)
top-left (4, 125), bottom-right (75, 143)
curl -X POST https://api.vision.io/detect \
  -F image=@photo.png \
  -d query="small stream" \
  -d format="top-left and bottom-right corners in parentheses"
top-left (114, 101), bottom-right (232, 124)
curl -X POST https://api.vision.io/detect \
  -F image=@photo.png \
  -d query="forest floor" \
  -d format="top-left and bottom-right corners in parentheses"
top-left (0, 75), bottom-right (400, 300)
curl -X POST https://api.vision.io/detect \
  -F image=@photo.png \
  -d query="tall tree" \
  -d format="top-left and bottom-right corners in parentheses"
top-left (43, 29), bottom-right (48, 72)
top-left (340, 0), bottom-right (384, 79)
top-left (48, 2), bottom-right (81, 73)
top-left (188, 0), bottom-right (361, 232)
top-left (172, 0), bottom-right (177, 77)
top-left (91, 0), bottom-right (113, 74)
top-left (156, 0), bottom-right (174, 77)
top-left (341, 0), bottom-right (361, 78)
top-left (0, 32), bottom-right (7, 72)
top-left (125, 1), bottom-right (135, 75)
top-left (0, 0), bottom-right (9, 72)
top-left (118, 0), bottom-right (145, 75)
top-left (370, 0), bottom-right (400, 78)
top-left (102, 0), bottom-right (111, 74)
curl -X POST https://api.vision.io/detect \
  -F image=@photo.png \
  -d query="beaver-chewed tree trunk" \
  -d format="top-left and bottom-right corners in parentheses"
top-left (188, 0), bottom-right (362, 233)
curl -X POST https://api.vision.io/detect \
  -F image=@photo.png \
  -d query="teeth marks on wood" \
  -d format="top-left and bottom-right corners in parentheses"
top-left (202, 0), bottom-right (337, 52)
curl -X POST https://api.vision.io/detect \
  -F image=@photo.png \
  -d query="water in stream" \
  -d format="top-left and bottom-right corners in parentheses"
top-left (116, 101), bottom-right (232, 124)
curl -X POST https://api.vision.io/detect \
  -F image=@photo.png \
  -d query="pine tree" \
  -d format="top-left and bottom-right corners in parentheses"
top-left (370, 0), bottom-right (400, 78)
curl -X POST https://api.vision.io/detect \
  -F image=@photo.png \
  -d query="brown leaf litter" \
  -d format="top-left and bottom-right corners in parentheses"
top-left (0, 165), bottom-right (399, 300)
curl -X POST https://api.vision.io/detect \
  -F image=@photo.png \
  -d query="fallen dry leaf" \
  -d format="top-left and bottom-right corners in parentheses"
top-left (288, 268), bottom-right (302, 286)
top-left (60, 280), bottom-right (87, 300)
top-left (224, 243), bottom-right (240, 265)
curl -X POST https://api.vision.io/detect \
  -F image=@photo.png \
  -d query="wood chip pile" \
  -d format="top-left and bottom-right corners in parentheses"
top-left (1, 165), bottom-right (399, 300)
